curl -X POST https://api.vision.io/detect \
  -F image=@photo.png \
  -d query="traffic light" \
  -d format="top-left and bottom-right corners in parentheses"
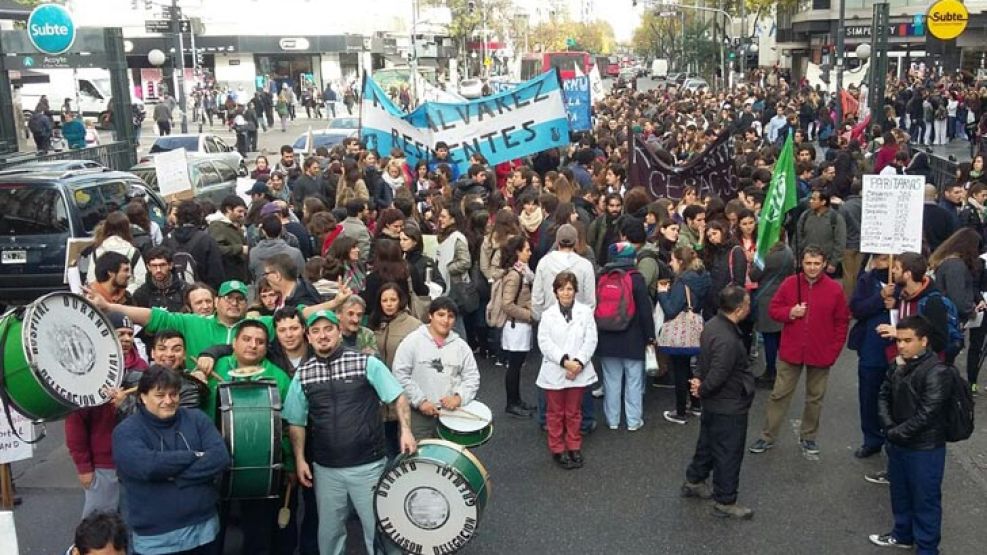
top-left (467, 1), bottom-right (476, 13)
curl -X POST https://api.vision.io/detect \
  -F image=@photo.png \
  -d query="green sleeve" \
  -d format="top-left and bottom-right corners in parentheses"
top-left (146, 306), bottom-right (194, 334)
top-left (255, 315), bottom-right (275, 341)
top-left (366, 356), bottom-right (403, 404)
top-left (263, 360), bottom-right (295, 472)
top-left (282, 373), bottom-right (308, 426)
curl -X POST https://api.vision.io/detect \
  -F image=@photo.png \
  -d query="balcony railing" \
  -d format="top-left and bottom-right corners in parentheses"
top-left (0, 141), bottom-right (137, 172)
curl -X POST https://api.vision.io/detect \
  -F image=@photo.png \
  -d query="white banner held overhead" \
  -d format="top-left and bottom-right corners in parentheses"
top-left (860, 174), bottom-right (925, 255)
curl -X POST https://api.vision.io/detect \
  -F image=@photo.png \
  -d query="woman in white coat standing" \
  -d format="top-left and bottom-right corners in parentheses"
top-left (537, 271), bottom-right (598, 470)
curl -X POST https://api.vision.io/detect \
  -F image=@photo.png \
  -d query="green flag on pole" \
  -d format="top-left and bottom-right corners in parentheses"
top-left (755, 131), bottom-right (798, 267)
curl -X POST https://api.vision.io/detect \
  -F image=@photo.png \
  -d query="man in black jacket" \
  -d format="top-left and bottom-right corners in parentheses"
top-left (132, 246), bottom-right (189, 313)
top-left (681, 286), bottom-right (755, 520)
top-left (869, 315), bottom-right (950, 552)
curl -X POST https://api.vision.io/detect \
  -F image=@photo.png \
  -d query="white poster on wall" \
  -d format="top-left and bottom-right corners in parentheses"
top-left (860, 174), bottom-right (925, 255)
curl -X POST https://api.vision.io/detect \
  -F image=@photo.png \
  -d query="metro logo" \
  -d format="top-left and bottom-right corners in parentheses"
top-left (926, 0), bottom-right (969, 40)
top-left (26, 4), bottom-right (76, 55)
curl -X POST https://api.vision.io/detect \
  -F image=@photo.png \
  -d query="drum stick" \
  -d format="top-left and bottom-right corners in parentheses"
top-left (278, 481), bottom-right (293, 529)
top-left (122, 387), bottom-right (138, 395)
top-left (440, 407), bottom-right (487, 422)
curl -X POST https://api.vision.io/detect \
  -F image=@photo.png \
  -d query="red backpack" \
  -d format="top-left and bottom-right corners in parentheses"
top-left (594, 268), bottom-right (638, 331)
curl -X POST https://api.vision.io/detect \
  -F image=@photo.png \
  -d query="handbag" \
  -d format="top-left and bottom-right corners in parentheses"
top-left (645, 345), bottom-right (660, 377)
top-left (449, 278), bottom-right (479, 313)
top-left (407, 274), bottom-right (431, 321)
top-left (657, 285), bottom-right (703, 356)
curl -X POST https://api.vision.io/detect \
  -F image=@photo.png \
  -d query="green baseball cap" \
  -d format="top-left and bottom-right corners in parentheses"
top-left (218, 280), bottom-right (249, 298)
top-left (306, 310), bottom-right (339, 327)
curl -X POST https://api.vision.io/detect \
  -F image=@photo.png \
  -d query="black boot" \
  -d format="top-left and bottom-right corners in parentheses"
top-left (553, 452), bottom-right (573, 469)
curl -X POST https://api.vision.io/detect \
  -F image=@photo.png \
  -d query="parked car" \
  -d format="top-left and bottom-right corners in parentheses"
top-left (326, 116), bottom-right (360, 131)
top-left (145, 133), bottom-right (245, 174)
top-left (291, 129), bottom-right (358, 165)
top-left (10, 159), bottom-right (104, 172)
top-left (683, 78), bottom-right (710, 92)
top-left (459, 78), bottom-right (483, 99)
top-left (129, 155), bottom-right (241, 206)
top-left (0, 167), bottom-right (165, 304)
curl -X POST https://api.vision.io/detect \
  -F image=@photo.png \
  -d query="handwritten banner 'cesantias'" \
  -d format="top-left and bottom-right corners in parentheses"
top-left (360, 71), bottom-right (571, 175)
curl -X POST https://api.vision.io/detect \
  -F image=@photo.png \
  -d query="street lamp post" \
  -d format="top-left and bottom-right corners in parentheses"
top-left (835, 0), bottom-right (846, 127)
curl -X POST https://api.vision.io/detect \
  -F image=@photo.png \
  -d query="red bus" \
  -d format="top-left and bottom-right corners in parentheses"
top-left (606, 56), bottom-right (620, 78)
top-left (520, 51), bottom-right (593, 81)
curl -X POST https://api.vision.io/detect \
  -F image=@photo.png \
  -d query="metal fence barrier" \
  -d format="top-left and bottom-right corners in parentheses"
top-left (0, 141), bottom-right (136, 172)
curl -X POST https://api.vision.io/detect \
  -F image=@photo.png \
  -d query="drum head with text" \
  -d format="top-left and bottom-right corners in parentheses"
top-left (22, 293), bottom-right (123, 408)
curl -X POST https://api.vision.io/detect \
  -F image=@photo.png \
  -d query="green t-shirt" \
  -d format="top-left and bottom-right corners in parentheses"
top-left (146, 308), bottom-right (274, 368)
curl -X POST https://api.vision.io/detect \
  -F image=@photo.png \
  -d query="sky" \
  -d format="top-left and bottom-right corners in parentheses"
top-left (600, 2), bottom-right (643, 43)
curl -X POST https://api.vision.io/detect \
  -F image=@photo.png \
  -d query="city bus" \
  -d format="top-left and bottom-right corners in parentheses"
top-left (520, 51), bottom-right (593, 81)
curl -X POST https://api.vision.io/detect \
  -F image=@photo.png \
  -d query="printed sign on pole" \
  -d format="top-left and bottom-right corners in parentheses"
top-left (860, 174), bottom-right (925, 254)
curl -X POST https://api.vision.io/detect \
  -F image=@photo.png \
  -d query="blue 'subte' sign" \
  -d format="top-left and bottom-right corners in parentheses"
top-left (27, 4), bottom-right (76, 55)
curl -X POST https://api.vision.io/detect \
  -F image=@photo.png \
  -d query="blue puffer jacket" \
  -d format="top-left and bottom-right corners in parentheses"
top-left (849, 267), bottom-right (893, 368)
top-left (112, 405), bottom-right (230, 536)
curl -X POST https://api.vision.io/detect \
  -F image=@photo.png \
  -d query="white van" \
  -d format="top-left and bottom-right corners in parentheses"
top-left (650, 59), bottom-right (669, 78)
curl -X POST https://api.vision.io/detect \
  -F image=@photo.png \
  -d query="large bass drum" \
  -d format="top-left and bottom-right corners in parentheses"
top-left (218, 379), bottom-right (283, 499)
top-left (0, 292), bottom-right (123, 421)
top-left (375, 439), bottom-right (491, 554)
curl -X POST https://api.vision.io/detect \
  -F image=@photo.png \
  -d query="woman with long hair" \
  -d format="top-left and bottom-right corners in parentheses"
top-left (247, 276), bottom-right (281, 317)
top-left (302, 197), bottom-right (327, 227)
top-left (930, 227), bottom-right (982, 366)
top-left (399, 223), bottom-right (444, 291)
top-left (324, 235), bottom-right (366, 294)
top-left (436, 205), bottom-right (473, 341)
top-left (701, 220), bottom-right (747, 319)
top-left (362, 236), bottom-right (428, 310)
top-left (497, 236), bottom-right (537, 417)
top-left (335, 158), bottom-right (370, 208)
top-left (374, 208), bottom-right (405, 243)
top-left (657, 246), bottom-right (712, 425)
top-left (86, 211), bottom-right (147, 291)
top-left (480, 209), bottom-right (520, 284)
top-left (251, 155), bottom-right (271, 180)
top-left (381, 158), bottom-right (409, 195)
top-left (124, 200), bottom-right (158, 254)
top-left (369, 282), bottom-right (422, 456)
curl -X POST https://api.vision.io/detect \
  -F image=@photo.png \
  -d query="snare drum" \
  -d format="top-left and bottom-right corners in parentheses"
top-left (0, 292), bottom-right (123, 421)
top-left (375, 439), bottom-right (491, 554)
top-left (218, 380), bottom-right (283, 499)
top-left (436, 401), bottom-right (493, 448)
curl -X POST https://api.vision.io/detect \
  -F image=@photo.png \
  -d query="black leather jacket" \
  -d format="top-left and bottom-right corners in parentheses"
top-left (878, 351), bottom-right (951, 450)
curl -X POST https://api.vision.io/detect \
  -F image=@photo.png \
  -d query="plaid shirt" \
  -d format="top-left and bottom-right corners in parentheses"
top-left (297, 349), bottom-right (370, 389)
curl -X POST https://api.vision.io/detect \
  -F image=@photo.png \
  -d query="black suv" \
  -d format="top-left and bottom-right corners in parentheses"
top-left (0, 167), bottom-right (167, 305)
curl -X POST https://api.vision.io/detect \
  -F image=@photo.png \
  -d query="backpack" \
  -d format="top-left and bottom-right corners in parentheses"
top-left (942, 365), bottom-right (975, 442)
top-left (916, 290), bottom-right (965, 357)
top-left (167, 232), bottom-right (203, 285)
top-left (485, 269), bottom-right (522, 328)
top-left (594, 268), bottom-right (639, 331)
top-left (130, 225), bottom-right (153, 258)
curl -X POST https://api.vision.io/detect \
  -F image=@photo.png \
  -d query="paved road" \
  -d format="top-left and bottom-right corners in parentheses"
top-left (9, 343), bottom-right (987, 554)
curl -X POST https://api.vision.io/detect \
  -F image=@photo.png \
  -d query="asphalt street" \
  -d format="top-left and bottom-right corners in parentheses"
top-left (9, 343), bottom-right (987, 554)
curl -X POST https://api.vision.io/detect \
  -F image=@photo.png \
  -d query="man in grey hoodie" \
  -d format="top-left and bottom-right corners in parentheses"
top-left (392, 297), bottom-right (481, 439)
top-left (531, 224), bottom-right (596, 320)
top-left (248, 214), bottom-right (305, 281)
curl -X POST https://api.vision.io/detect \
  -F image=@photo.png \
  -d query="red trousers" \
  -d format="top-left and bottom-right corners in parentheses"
top-left (545, 387), bottom-right (584, 454)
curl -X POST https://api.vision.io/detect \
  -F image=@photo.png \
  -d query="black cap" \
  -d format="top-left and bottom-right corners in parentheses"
top-left (248, 181), bottom-right (273, 199)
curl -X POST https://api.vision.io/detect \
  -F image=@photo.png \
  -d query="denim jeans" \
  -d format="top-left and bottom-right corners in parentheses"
top-left (858, 364), bottom-right (887, 450)
top-left (312, 458), bottom-right (386, 555)
top-left (600, 357), bottom-right (645, 428)
top-left (761, 332), bottom-right (781, 380)
top-left (887, 443), bottom-right (945, 555)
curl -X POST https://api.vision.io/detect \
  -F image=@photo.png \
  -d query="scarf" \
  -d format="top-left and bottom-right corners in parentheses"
top-left (513, 261), bottom-right (534, 285)
top-left (382, 171), bottom-right (405, 192)
top-left (559, 300), bottom-right (574, 323)
top-left (519, 209), bottom-right (543, 234)
top-left (344, 262), bottom-right (367, 293)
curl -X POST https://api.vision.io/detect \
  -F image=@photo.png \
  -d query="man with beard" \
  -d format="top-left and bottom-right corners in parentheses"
top-left (588, 193), bottom-right (624, 266)
top-left (285, 310), bottom-right (417, 555)
top-left (292, 158), bottom-right (333, 216)
top-left (676, 204), bottom-right (707, 252)
top-left (89, 252), bottom-right (133, 306)
top-left (208, 195), bottom-right (249, 282)
top-left (275, 145), bottom-right (302, 186)
top-left (132, 247), bottom-right (189, 312)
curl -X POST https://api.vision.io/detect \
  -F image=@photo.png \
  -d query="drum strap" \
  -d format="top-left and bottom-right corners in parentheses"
top-left (0, 308), bottom-right (46, 444)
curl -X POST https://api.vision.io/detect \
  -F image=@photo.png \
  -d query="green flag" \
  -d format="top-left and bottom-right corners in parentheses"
top-left (755, 131), bottom-right (797, 267)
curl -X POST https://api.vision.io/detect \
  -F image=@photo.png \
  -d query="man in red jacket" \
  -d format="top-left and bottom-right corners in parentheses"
top-left (749, 246), bottom-right (850, 456)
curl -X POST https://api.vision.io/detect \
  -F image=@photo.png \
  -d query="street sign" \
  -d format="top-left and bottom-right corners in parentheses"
top-left (926, 0), bottom-right (969, 40)
top-left (0, 52), bottom-right (108, 70)
top-left (27, 4), bottom-right (76, 55)
top-left (144, 19), bottom-right (190, 33)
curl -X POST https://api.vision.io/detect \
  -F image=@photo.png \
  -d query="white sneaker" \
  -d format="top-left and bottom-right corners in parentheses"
top-left (663, 411), bottom-right (688, 425)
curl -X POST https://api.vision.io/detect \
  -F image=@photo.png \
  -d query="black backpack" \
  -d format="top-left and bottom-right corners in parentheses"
top-left (942, 365), bottom-right (975, 443)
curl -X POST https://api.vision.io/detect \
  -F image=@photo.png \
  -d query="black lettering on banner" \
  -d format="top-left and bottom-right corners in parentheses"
top-left (435, 110), bottom-right (456, 131)
top-left (477, 102), bottom-right (495, 122)
top-left (453, 106), bottom-right (471, 125)
top-left (521, 121), bottom-right (537, 142)
top-left (461, 138), bottom-right (482, 160)
top-left (531, 79), bottom-right (549, 103)
top-left (402, 134), bottom-right (418, 158)
top-left (501, 125), bottom-right (520, 148)
top-left (480, 131), bottom-right (498, 152)
top-left (511, 92), bottom-right (530, 109)
top-left (493, 96), bottom-right (512, 115)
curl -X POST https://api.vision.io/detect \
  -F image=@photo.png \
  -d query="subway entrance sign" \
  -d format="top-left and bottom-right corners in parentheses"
top-left (926, 0), bottom-right (969, 40)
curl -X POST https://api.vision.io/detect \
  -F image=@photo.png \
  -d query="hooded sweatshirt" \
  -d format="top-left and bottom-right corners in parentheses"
top-left (531, 250), bottom-right (597, 320)
top-left (390, 325), bottom-right (480, 409)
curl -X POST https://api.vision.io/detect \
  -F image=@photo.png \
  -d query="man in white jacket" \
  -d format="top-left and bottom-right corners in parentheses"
top-left (531, 224), bottom-right (596, 320)
top-left (392, 297), bottom-right (481, 439)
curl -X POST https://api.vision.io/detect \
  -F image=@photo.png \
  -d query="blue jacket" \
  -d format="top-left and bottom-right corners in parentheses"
top-left (849, 268), bottom-right (892, 368)
top-left (658, 269), bottom-right (712, 321)
top-left (62, 120), bottom-right (86, 149)
top-left (112, 405), bottom-right (230, 536)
